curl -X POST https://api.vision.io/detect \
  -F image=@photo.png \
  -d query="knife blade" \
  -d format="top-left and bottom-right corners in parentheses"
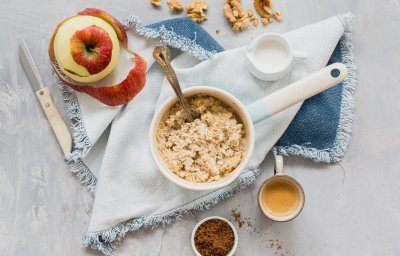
top-left (19, 39), bottom-right (72, 156)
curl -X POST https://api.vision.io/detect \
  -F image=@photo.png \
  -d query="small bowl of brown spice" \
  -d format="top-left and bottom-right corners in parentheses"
top-left (191, 216), bottom-right (238, 256)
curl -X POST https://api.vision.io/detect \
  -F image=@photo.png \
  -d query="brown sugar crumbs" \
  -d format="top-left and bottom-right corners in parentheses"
top-left (231, 208), bottom-right (245, 228)
top-left (231, 208), bottom-right (256, 231)
top-left (265, 239), bottom-right (294, 256)
top-left (194, 219), bottom-right (235, 256)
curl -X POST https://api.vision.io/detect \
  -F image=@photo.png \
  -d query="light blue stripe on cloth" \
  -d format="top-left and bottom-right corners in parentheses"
top-left (246, 100), bottom-right (270, 123)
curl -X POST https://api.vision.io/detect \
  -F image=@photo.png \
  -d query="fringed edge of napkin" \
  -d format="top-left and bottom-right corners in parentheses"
top-left (82, 167), bottom-right (261, 256)
top-left (123, 16), bottom-right (219, 61)
top-left (58, 16), bottom-right (221, 194)
top-left (56, 81), bottom-right (97, 193)
top-left (273, 13), bottom-right (357, 163)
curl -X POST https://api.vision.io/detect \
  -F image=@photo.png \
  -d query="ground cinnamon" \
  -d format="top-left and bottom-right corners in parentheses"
top-left (194, 219), bottom-right (235, 256)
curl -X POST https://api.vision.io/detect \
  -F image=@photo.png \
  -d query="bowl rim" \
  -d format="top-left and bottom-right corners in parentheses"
top-left (149, 86), bottom-right (255, 191)
top-left (191, 216), bottom-right (238, 256)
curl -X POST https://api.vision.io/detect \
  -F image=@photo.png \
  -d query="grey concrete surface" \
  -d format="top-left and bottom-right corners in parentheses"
top-left (0, 0), bottom-right (399, 255)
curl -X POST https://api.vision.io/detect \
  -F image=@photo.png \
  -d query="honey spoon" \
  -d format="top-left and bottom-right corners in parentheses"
top-left (153, 46), bottom-right (194, 122)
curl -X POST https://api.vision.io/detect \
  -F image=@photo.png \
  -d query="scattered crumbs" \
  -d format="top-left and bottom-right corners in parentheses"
top-left (231, 208), bottom-right (258, 234)
top-left (263, 239), bottom-right (294, 256)
top-left (244, 217), bottom-right (253, 228)
top-left (231, 208), bottom-right (245, 228)
top-left (216, 29), bottom-right (221, 34)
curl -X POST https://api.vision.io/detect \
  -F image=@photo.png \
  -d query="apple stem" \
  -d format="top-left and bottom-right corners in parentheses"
top-left (85, 43), bottom-right (98, 54)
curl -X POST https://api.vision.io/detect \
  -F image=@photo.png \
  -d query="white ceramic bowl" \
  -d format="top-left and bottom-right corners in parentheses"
top-left (149, 86), bottom-right (255, 191)
top-left (191, 216), bottom-right (238, 256)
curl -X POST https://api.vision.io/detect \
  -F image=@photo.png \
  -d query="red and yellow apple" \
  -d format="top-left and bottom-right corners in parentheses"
top-left (54, 15), bottom-right (120, 83)
top-left (49, 9), bottom-right (147, 106)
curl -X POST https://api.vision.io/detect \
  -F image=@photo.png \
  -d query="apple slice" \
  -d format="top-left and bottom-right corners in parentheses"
top-left (78, 8), bottom-right (128, 48)
top-left (49, 10), bottom-right (147, 106)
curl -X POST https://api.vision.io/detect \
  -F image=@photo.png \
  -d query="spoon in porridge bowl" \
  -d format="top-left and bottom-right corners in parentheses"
top-left (151, 48), bottom-right (348, 191)
top-left (153, 46), bottom-right (195, 122)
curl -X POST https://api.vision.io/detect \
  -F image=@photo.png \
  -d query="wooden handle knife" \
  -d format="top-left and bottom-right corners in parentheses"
top-left (19, 39), bottom-right (72, 156)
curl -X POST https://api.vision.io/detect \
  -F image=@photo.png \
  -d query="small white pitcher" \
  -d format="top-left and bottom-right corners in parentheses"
top-left (246, 33), bottom-right (308, 81)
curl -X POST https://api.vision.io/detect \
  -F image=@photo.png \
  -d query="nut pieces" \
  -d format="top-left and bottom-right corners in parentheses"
top-left (273, 10), bottom-right (282, 21)
top-left (151, 0), bottom-right (161, 6)
top-left (150, 0), bottom-right (282, 30)
top-left (261, 18), bottom-right (269, 26)
top-left (254, 0), bottom-right (273, 19)
top-left (247, 10), bottom-right (259, 27)
top-left (224, 0), bottom-right (258, 31)
top-left (167, 0), bottom-right (184, 11)
top-left (151, 0), bottom-right (208, 23)
top-left (254, 0), bottom-right (282, 26)
top-left (186, 1), bottom-right (208, 23)
top-left (223, 2), bottom-right (236, 23)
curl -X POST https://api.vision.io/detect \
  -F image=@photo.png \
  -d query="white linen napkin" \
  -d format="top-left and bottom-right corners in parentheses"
top-left (63, 14), bottom-right (351, 254)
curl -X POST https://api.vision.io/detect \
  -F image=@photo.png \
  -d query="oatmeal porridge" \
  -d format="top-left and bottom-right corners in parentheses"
top-left (156, 94), bottom-right (245, 183)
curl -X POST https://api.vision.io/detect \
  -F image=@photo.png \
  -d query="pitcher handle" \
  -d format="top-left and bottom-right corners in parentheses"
top-left (293, 51), bottom-right (308, 61)
top-left (274, 155), bottom-right (284, 175)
